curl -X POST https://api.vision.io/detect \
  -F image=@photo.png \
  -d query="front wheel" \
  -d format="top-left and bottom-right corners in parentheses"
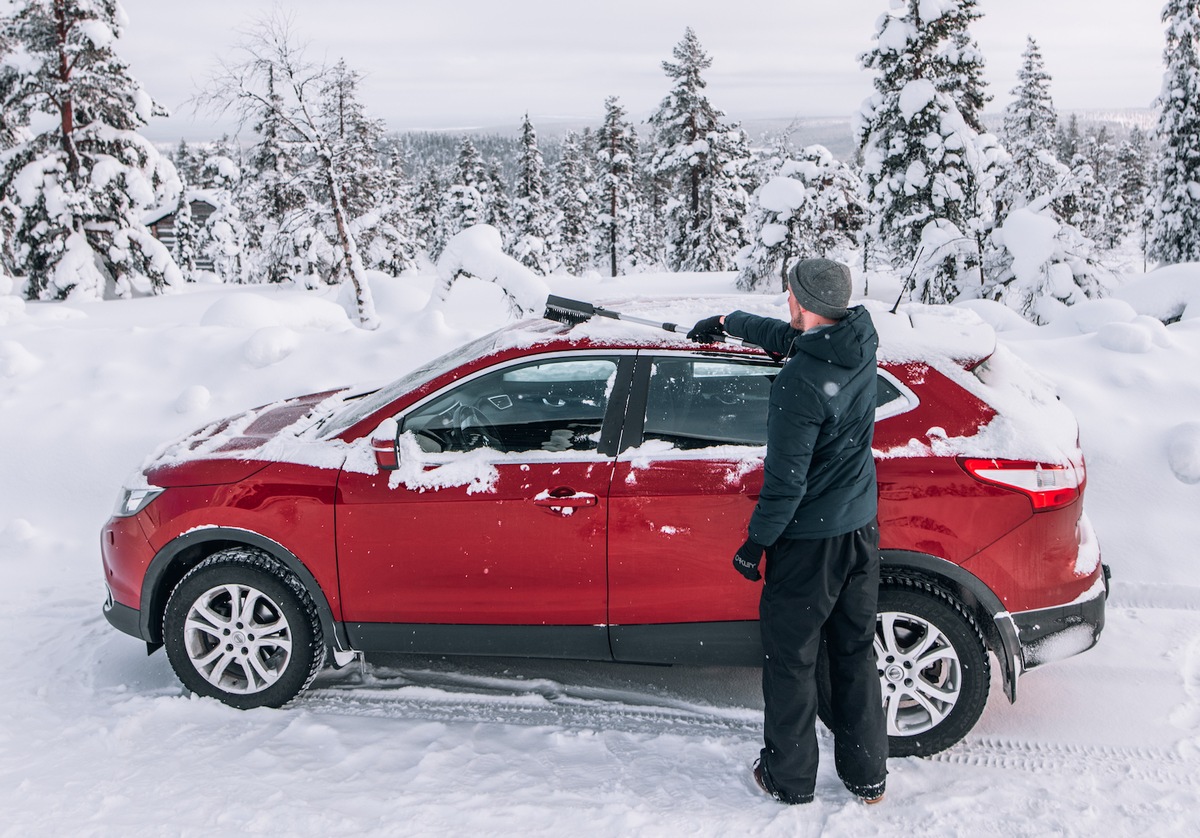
top-left (163, 548), bottom-right (325, 709)
top-left (817, 582), bottom-right (991, 757)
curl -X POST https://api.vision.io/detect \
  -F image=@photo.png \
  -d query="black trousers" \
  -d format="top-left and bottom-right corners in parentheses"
top-left (758, 520), bottom-right (888, 803)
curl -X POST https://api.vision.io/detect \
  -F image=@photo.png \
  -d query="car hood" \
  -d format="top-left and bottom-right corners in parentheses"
top-left (144, 389), bottom-right (354, 487)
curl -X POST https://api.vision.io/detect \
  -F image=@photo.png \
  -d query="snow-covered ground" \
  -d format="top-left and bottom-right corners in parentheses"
top-left (2, 257), bottom-right (1199, 836)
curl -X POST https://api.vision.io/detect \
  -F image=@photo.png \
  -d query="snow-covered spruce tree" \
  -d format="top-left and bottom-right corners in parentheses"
top-left (1115, 127), bottom-right (1152, 258)
top-left (1150, 0), bottom-right (1200, 264)
top-left (855, 0), bottom-right (998, 304)
top-left (354, 138), bottom-right (417, 277)
top-left (0, 0), bottom-right (181, 300)
top-left (170, 181), bottom-right (200, 281)
top-left (483, 162), bottom-right (513, 244)
top-left (997, 36), bottom-right (1064, 214)
top-left (595, 96), bottom-right (646, 276)
top-left (1056, 113), bottom-right (1081, 167)
top-left (443, 137), bottom-right (487, 240)
top-left (510, 114), bottom-right (556, 274)
top-left (318, 60), bottom-right (414, 278)
top-left (411, 164), bottom-right (445, 260)
top-left (201, 15), bottom-right (378, 329)
top-left (738, 144), bottom-right (865, 292)
top-left (199, 144), bottom-right (246, 283)
top-left (930, 0), bottom-right (990, 133)
top-left (237, 63), bottom-right (307, 283)
top-left (649, 28), bottom-right (750, 272)
top-left (552, 130), bottom-right (595, 276)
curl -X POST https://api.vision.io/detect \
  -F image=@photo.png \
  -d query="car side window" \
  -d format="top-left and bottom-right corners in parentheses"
top-left (400, 356), bottom-right (620, 454)
top-left (643, 358), bottom-right (775, 448)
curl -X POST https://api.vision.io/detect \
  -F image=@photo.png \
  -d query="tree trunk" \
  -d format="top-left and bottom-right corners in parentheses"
top-left (323, 153), bottom-right (379, 330)
top-left (53, 0), bottom-right (80, 177)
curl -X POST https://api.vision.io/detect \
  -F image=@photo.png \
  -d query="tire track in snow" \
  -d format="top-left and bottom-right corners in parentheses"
top-left (304, 684), bottom-right (763, 739)
top-left (930, 737), bottom-right (1197, 789)
top-left (304, 678), bottom-right (1196, 789)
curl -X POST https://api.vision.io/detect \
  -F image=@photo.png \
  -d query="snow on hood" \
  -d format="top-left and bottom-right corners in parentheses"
top-left (137, 388), bottom-right (373, 487)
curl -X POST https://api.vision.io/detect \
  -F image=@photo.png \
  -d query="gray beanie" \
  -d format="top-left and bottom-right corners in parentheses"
top-left (787, 258), bottom-right (852, 320)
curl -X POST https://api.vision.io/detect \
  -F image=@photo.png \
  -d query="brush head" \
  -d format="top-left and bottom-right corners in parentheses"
top-left (543, 294), bottom-right (594, 326)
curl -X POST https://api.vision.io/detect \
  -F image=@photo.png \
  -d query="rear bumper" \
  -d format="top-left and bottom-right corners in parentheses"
top-left (1012, 564), bottom-right (1109, 671)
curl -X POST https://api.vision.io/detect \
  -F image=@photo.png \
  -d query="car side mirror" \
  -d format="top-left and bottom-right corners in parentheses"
top-left (371, 417), bottom-right (401, 471)
top-left (372, 437), bottom-right (399, 470)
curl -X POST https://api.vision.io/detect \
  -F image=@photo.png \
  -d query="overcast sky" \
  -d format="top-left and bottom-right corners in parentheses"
top-left (116, 0), bottom-right (1165, 140)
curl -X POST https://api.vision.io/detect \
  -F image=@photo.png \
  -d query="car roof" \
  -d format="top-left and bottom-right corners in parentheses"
top-left (494, 297), bottom-right (997, 369)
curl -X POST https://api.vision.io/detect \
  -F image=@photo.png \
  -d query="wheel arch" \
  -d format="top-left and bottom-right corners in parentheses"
top-left (139, 527), bottom-right (350, 657)
top-left (881, 549), bottom-right (1021, 703)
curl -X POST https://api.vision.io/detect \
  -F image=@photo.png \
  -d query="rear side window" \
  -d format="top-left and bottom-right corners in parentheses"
top-left (642, 359), bottom-right (917, 450)
top-left (643, 358), bottom-right (775, 448)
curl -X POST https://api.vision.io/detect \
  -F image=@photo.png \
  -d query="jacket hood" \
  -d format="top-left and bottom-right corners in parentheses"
top-left (792, 306), bottom-right (877, 368)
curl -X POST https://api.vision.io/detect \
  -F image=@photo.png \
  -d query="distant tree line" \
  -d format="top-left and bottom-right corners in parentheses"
top-left (0, 1), bottom-right (1193, 329)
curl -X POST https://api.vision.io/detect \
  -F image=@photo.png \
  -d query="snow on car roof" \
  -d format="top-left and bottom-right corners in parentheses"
top-left (499, 294), bottom-right (998, 368)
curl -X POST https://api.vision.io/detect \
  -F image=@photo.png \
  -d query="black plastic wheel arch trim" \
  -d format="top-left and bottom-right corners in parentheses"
top-left (881, 549), bottom-right (1022, 704)
top-left (138, 527), bottom-right (351, 656)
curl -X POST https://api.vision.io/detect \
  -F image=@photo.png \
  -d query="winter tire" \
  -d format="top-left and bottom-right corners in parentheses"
top-left (163, 547), bottom-right (325, 710)
top-left (817, 581), bottom-right (991, 758)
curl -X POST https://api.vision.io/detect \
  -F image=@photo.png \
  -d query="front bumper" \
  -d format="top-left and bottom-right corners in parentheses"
top-left (1012, 563), bottom-right (1109, 671)
top-left (103, 587), bottom-right (143, 639)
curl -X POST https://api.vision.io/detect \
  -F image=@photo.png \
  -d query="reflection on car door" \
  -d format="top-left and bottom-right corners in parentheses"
top-left (607, 353), bottom-right (774, 665)
top-left (335, 354), bottom-right (632, 658)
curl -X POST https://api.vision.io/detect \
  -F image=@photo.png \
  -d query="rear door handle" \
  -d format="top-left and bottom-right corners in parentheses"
top-left (533, 488), bottom-right (598, 509)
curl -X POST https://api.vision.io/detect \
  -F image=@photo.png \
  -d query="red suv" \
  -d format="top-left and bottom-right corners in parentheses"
top-left (101, 304), bottom-right (1107, 757)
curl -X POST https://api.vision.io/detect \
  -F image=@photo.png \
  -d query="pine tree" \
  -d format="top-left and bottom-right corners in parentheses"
top-left (171, 182), bottom-right (200, 281)
top-left (856, 0), bottom-right (995, 303)
top-left (510, 114), bottom-right (555, 274)
top-left (649, 28), bottom-right (749, 272)
top-left (552, 130), bottom-right (595, 276)
top-left (595, 96), bottom-right (644, 276)
top-left (1115, 127), bottom-right (1152, 255)
top-left (0, 0), bottom-right (181, 300)
top-left (411, 164), bottom-right (445, 260)
top-left (199, 145), bottom-right (247, 283)
top-left (483, 163), bottom-right (513, 245)
top-left (998, 37), bottom-right (1064, 213)
top-left (1055, 114), bottom-right (1082, 166)
top-left (443, 137), bottom-right (486, 239)
top-left (238, 64), bottom-right (307, 283)
top-left (1150, 0), bottom-right (1200, 264)
top-left (931, 1), bottom-right (990, 133)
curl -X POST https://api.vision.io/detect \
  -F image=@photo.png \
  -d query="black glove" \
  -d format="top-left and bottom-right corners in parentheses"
top-left (732, 537), bottom-right (764, 582)
top-left (686, 315), bottom-right (726, 343)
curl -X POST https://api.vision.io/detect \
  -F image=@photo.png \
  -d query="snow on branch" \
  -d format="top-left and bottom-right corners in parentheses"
top-left (430, 225), bottom-right (550, 318)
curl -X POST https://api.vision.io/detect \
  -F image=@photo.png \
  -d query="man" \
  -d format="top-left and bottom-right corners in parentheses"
top-left (687, 257), bottom-right (887, 805)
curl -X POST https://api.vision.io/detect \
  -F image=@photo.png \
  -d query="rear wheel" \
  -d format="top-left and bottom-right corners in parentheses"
top-left (817, 581), bottom-right (990, 757)
top-left (163, 547), bottom-right (325, 709)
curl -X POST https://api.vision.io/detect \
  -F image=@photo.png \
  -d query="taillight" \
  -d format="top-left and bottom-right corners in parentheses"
top-left (959, 458), bottom-right (1081, 511)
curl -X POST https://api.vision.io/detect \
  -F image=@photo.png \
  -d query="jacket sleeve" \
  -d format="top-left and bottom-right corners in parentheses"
top-left (747, 370), bottom-right (823, 547)
top-left (723, 311), bottom-right (799, 359)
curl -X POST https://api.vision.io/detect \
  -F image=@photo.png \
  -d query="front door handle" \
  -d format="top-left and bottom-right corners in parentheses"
top-left (533, 488), bottom-right (598, 514)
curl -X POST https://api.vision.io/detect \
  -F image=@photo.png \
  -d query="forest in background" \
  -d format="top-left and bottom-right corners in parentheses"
top-left (2, 1), bottom-right (1196, 331)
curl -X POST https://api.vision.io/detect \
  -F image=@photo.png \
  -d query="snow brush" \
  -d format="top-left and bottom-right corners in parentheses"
top-left (543, 294), bottom-right (757, 349)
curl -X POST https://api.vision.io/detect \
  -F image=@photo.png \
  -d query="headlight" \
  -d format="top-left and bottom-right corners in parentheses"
top-left (113, 486), bottom-right (164, 517)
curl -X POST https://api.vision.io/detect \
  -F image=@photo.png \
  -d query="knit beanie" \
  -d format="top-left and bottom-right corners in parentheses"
top-left (787, 258), bottom-right (852, 320)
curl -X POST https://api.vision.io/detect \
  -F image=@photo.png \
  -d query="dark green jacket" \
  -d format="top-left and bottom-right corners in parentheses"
top-left (724, 306), bottom-right (879, 544)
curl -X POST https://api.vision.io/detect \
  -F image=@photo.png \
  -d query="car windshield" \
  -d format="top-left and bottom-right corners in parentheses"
top-left (317, 331), bottom-right (505, 438)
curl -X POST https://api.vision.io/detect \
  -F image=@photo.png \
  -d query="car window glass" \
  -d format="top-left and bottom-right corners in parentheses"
top-left (643, 358), bottom-right (776, 448)
top-left (875, 369), bottom-right (918, 421)
top-left (401, 357), bottom-right (619, 455)
top-left (318, 331), bottom-right (503, 437)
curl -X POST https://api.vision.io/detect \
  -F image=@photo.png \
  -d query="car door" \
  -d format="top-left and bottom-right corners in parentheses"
top-left (607, 352), bottom-right (775, 665)
top-left (335, 352), bottom-right (633, 657)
